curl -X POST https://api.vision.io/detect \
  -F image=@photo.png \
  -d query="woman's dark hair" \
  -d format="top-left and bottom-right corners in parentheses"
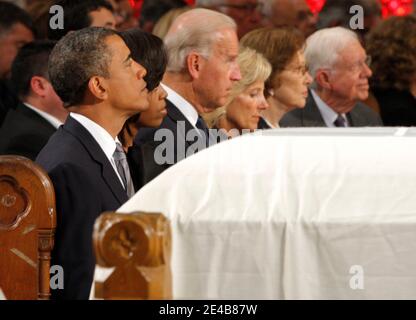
top-left (366, 15), bottom-right (416, 91)
top-left (119, 29), bottom-right (168, 148)
top-left (120, 28), bottom-right (168, 91)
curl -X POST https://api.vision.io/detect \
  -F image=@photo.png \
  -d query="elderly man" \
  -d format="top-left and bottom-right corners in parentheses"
top-left (196, 0), bottom-right (263, 38)
top-left (131, 8), bottom-right (241, 187)
top-left (36, 27), bottom-right (148, 299)
top-left (280, 27), bottom-right (382, 128)
top-left (0, 41), bottom-right (67, 160)
top-left (262, 0), bottom-right (317, 37)
top-left (0, 1), bottom-right (34, 126)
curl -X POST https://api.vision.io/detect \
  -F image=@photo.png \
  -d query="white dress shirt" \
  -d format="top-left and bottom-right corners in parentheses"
top-left (311, 89), bottom-right (349, 127)
top-left (23, 102), bottom-right (63, 129)
top-left (161, 83), bottom-right (200, 129)
top-left (69, 113), bottom-right (125, 188)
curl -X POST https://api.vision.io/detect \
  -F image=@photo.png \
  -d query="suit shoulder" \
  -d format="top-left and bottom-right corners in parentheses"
top-left (279, 108), bottom-right (304, 127)
top-left (354, 102), bottom-right (383, 125)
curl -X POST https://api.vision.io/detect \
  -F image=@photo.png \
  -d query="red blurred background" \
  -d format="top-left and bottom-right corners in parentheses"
top-left (129, 0), bottom-right (414, 19)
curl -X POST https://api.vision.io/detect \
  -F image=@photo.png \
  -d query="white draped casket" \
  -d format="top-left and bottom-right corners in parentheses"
top-left (103, 128), bottom-right (416, 299)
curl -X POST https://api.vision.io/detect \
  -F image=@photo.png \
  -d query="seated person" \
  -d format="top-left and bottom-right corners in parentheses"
top-left (36, 27), bottom-right (149, 299)
top-left (241, 27), bottom-right (313, 128)
top-left (366, 15), bottom-right (416, 126)
top-left (0, 1), bottom-right (34, 126)
top-left (118, 29), bottom-right (168, 189)
top-left (0, 41), bottom-right (67, 160)
top-left (48, 0), bottom-right (116, 40)
top-left (279, 27), bottom-right (383, 128)
top-left (205, 46), bottom-right (271, 137)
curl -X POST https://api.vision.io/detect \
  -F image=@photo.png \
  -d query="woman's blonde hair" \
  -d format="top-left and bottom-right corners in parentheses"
top-left (204, 46), bottom-right (272, 127)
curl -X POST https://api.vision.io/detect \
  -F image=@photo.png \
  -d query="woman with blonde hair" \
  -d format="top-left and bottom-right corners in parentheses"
top-left (241, 27), bottom-right (312, 128)
top-left (205, 46), bottom-right (271, 138)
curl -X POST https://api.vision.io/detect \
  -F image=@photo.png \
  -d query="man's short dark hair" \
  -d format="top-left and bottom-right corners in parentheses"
top-left (11, 40), bottom-right (56, 99)
top-left (48, 27), bottom-right (118, 107)
top-left (0, 1), bottom-right (33, 36)
top-left (120, 29), bottom-right (167, 91)
top-left (139, 0), bottom-right (187, 29)
top-left (48, 0), bottom-right (114, 40)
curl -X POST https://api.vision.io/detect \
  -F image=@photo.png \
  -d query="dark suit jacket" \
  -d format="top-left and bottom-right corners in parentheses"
top-left (279, 91), bottom-right (383, 127)
top-left (0, 103), bottom-right (57, 160)
top-left (0, 80), bottom-right (18, 126)
top-left (373, 88), bottom-right (416, 126)
top-left (258, 117), bottom-right (272, 130)
top-left (36, 116), bottom-right (128, 300)
top-left (129, 99), bottom-right (209, 188)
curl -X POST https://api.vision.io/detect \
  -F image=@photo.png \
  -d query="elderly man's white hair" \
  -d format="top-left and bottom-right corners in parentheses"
top-left (305, 27), bottom-right (359, 85)
top-left (164, 8), bottom-right (237, 73)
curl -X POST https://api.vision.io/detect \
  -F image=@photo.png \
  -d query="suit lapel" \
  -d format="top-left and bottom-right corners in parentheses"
top-left (166, 99), bottom-right (197, 148)
top-left (63, 117), bottom-right (128, 204)
top-left (348, 103), bottom-right (365, 127)
top-left (302, 92), bottom-right (327, 127)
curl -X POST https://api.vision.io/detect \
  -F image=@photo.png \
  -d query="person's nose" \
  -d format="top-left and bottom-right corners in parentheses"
top-left (231, 62), bottom-right (242, 81)
top-left (362, 63), bottom-right (372, 78)
top-left (134, 61), bottom-right (147, 79)
top-left (304, 71), bottom-right (313, 86)
top-left (159, 86), bottom-right (168, 99)
top-left (258, 95), bottom-right (269, 111)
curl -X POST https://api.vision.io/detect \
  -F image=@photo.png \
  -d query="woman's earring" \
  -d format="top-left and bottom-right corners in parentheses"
top-left (268, 89), bottom-right (275, 97)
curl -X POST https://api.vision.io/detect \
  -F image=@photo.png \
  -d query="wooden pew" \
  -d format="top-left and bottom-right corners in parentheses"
top-left (0, 155), bottom-right (56, 300)
top-left (93, 212), bottom-right (172, 300)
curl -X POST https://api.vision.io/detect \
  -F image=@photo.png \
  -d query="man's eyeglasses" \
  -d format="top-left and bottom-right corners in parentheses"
top-left (346, 55), bottom-right (372, 73)
top-left (217, 2), bottom-right (263, 13)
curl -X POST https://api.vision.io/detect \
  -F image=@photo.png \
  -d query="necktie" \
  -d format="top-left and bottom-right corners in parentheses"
top-left (113, 142), bottom-right (135, 198)
top-left (195, 116), bottom-right (210, 146)
top-left (334, 114), bottom-right (347, 127)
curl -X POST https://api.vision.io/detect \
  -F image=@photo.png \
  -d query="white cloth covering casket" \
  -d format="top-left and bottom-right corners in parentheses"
top-left (95, 127), bottom-right (416, 299)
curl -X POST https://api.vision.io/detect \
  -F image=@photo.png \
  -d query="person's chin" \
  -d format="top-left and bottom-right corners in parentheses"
top-left (357, 91), bottom-right (369, 100)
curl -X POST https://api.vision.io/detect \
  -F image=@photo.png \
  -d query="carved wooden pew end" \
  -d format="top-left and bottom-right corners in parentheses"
top-left (93, 212), bottom-right (172, 300)
top-left (0, 155), bottom-right (56, 300)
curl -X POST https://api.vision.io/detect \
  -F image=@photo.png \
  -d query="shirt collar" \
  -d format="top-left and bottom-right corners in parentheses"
top-left (23, 102), bottom-right (63, 129)
top-left (311, 89), bottom-right (348, 127)
top-left (161, 83), bottom-right (199, 127)
top-left (69, 112), bottom-right (117, 162)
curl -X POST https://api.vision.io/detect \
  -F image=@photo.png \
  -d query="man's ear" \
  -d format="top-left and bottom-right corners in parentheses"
top-left (88, 76), bottom-right (108, 100)
top-left (315, 69), bottom-right (332, 90)
top-left (30, 76), bottom-right (48, 97)
top-left (187, 51), bottom-right (204, 80)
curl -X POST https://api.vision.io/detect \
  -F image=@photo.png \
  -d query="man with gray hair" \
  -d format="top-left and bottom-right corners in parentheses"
top-left (132, 8), bottom-right (241, 186)
top-left (280, 27), bottom-right (382, 128)
top-left (36, 27), bottom-right (149, 299)
top-left (196, 0), bottom-right (263, 38)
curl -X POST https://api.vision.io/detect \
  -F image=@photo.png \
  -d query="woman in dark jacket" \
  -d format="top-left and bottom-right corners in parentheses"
top-left (119, 29), bottom-right (168, 189)
top-left (366, 16), bottom-right (416, 126)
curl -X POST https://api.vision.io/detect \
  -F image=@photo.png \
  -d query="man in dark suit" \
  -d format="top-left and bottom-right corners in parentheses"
top-left (0, 41), bottom-right (67, 160)
top-left (36, 27), bottom-right (149, 299)
top-left (0, 1), bottom-right (34, 126)
top-left (280, 27), bottom-right (382, 128)
top-left (132, 9), bottom-right (241, 186)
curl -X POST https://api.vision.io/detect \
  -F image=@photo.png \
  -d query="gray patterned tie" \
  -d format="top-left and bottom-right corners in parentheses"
top-left (113, 142), bottom-right (135, 198)
top-left (334, 114), bottom-right (347, 127)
